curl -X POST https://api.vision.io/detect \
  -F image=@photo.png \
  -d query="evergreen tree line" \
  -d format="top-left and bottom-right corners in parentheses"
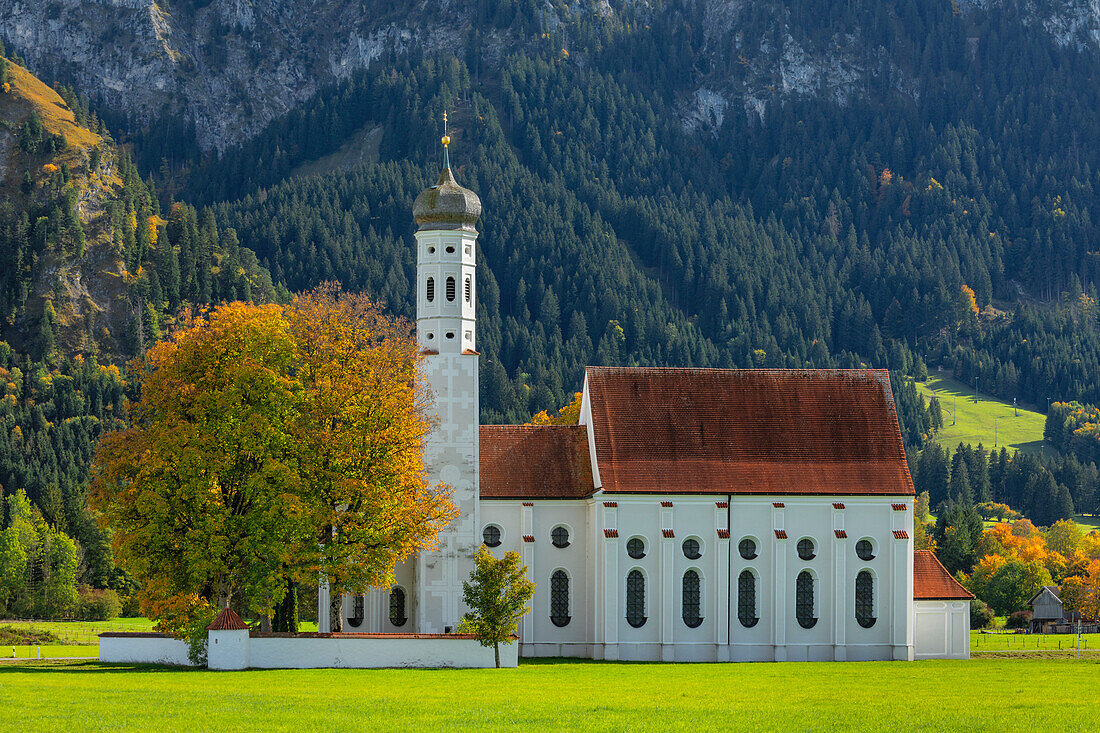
top-left (913, 441), bottom-right (1093, 527)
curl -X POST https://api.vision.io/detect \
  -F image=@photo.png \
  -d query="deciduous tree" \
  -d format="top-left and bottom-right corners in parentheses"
top-left (461, 546), bottom-right (535, 668)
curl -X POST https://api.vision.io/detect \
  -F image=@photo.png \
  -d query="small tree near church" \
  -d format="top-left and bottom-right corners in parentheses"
top-left (461, 546), bottom-right (535, 668)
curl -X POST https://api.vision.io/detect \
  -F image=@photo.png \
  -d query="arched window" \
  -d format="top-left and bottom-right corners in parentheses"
top-left (426, 277), bottom-right (435, 303)
top-left (347, 594), bottom-right (364, 628)
top-left (738, 570), bottom-right (758, 628)
top-left (682, 570), bottom-right (702, 628)
top-left (739, 538), bottom-right (758, 560)
top-left (551, 526), bottom-right (570, 548)
top-left (483, 524), bottom-right (502, 548)
top-left (626, 570), bottom-right (646, 628)
top-left (464, 276), bottom-right (472, 303)
top-left (550, 570), bottom-right (570, 627)
top-left (797, 538), bottom-right (816, 561)
top-left (390, 587), bottom-right (407, 627)
top-left (796, 571), bottom-right (817, 628)
top-left (446, 276), bottom-right (456, 301)
top-left (856, 539), bottom-right (875, 561)
top-left (627, 537), bottom-right (646, 559)
top-left (856, 571), bottom-right (876, 628)
top-left (682, 538), bottom-right (701, 560)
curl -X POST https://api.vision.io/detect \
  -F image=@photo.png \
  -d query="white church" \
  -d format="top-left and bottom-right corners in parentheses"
top-left (320, 139), bottom-right (973, 662)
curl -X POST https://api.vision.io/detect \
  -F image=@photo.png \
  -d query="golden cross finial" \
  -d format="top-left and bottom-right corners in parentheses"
top-left (442, 111), bottom-right (450, 147)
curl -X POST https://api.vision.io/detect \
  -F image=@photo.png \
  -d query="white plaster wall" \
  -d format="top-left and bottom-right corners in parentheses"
top-left (914, 601), bottom-right (970, 660)
top-left (485, 493), bottom-right (912, 663)
top-left (208, 629), bottom-right (250, 670)
top-left (98, 635), bottom-right (193, 666)
top-left (246, 636), bottom-right (516, 668)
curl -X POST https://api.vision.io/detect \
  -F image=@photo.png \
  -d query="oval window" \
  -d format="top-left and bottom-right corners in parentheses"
top-left (627, 537), bottom-right (646, 559)
top-left (856, 539), bottom-right (875, 561)
top-left (551, 526), bottom-right (570, 548)
top-left (682, 538), bottom-right (701, 560)
top-left (797, 538), bottom-right (816, 561)
top-left (483, 525), bottom-right (502, 548)
top-left (739, 538), bottom-right (758, 560)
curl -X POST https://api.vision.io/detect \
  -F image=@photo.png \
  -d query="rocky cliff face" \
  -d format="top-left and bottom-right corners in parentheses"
top-left (2, 0), bottom-right (1098, 151)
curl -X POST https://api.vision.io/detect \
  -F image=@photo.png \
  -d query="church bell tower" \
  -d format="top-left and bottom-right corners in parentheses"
top-left (410, 116), bottom-right (481, 632)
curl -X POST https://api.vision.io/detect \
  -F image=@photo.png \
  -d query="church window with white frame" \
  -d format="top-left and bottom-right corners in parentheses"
top-left (446, 276), bottom-right (456, 301)
top-left (797, 538), bottom-right (816, 561)
top-left (856, 539), bottom-right (875, 561)
top-left (796, 571), bottom-right (817, 628)
top-left (626, 569), bottom-right (647, 628)
top-left (390, 587), bottom-right (407, 627)
top-left (738, 570), bottom-right (758, 628)
top-left (551, 526), bottom-right (570, 548)
top-left (550, 570), bottom-right (570, 627)
top-left (682, 537), bottom-right (701, 560)
top-left (682, 570), bottom-right (703, 628)
top-left (627, 537), bottom-right (646, 559)
top-left (855, 570), bottom-right (875, 628)
top-left (738, 537), bottom-right (758, 560)
top-left (483, 524), bottom-right (502, 548)
top-left (426, 276), bottom-right (435, 303)
top-left (347, 594), bottom-right (365, 628)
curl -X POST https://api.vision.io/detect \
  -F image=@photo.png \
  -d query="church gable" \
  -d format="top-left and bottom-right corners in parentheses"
top-left (583, 367), bottom-right (915, 496)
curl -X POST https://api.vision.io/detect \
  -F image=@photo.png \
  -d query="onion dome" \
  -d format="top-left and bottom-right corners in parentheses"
top-left (412, 165), bottom-right (482, 233)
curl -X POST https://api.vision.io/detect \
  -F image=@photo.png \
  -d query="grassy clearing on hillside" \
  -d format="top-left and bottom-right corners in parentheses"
top-left (0, 657), bottom-right (1096, 732)
top-left (3, 61), bottom-right (100, 151)
top-left (917, 374), bottom-right (1047, 454)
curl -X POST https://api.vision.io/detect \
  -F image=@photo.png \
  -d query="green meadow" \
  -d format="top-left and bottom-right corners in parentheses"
top-left (0, 657), bottom-right (1097, 732)
top-left (916, 374), bottom-right (1048, 454)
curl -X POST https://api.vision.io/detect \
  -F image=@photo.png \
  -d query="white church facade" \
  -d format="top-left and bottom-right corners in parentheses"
top-left (323, 143), bottom-right (972, 662)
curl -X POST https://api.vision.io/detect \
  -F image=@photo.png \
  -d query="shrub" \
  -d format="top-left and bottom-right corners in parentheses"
top-left (970, 600), bottom-right (994, 629)
top-left (1005, 610), bottom-right (1032, 629)
top-left (79, 587), bottom-right (121, 621)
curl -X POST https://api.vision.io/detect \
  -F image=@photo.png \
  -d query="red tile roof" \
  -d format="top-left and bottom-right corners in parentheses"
top-left (834, 529), bottom-right (848, 539)
top-left (207, 608), bottom-right (249, 631)
top-left (584, 367), bottom-right (914, 496)
top-left (660, 501), bottom-right (674, 508)
top-left (833, 502), bottom-right (846, 509)
top-left (774, 529), bottom-right (788, 539)
top-left (603, 501), bottom-right (618, 508)
top-left (717, 529), bottom-right (730, 539)
top-left (479, 425), bottom-right (594, 499)
top-left (662, 529), bottom-right (675, 538)
top-left (892, 503), bottom-right (908, 511)
top-left (772, 502), bottom-right (786, 508)
top-left (604, 529), bottom-right (619, 538)
top-left (893, 530), bottom-right (909, 540)
top-left (716, 502), bottom-right (729, 508)
top-left (914, 550), bottom-right (974, 600)
top-left (522, 535), bottom-right (534, 543)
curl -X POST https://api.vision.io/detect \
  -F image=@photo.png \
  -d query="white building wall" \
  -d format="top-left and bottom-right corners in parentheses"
top-left (914, 600), bottom-right (970, 660)
top-left (483, 493), bottom-right (913, 662)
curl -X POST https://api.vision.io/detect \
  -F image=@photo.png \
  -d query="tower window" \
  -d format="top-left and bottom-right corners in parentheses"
top-left (682, 570), bottom-right (702, 628)
top-left (739, 538), bottom-right (758, 560)
top-left (797, 538), bottom-right (816, 561)
top-left (682, 538), bottom-right (701, 560)
top-left (483, 525), bottom-right (502, 548)
top-left (465, 276), bottom-right (471, 303)
top-left (738, 570), bottom-right (758, 628)
top-left (627, 537), bottom-right (646, 559)
top-left (796, 571), bottom-right (817, 629)
top-left (550, 570), bottom-right (570, 627)
top-left (856, 539), bottom-right (875, 561)
top-left (446, 276), bottom-right (456, 301)
top-left (626, 570), bottom-right (646, 628)
top-left (428, 246), bottom-right (436, 254)
top-left (445, 332), bottom-right (455, 340)
top-left (347, 594), bottom-right (364, 628)
top-left (426, 277), bottom-right (435, 303)
top-left (551, 526), bottom-right (570, 548)
top-left (390, 587), bottom-right (407, 627)
top-left (856, 571), bottom-right (875, 628)
top-left (446, 245), bottom-right (455, 254)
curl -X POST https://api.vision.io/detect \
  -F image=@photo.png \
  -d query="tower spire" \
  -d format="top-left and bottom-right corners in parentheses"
top-left (442, 110), bottom-right (451, 170)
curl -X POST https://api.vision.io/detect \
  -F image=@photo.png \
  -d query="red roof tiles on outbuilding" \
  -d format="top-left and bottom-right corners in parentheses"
top-left (207, 608), bottom-right (249, 631)
top-left (914, 550), bottom-right (974, 600)
top-left (583, 367), bottom-right (914, 496)
top-left (479, 425), bottom-right (594, 499)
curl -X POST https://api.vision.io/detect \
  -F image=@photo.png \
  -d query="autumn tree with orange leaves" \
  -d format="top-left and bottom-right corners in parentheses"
top-left (91, 285), bottom-right (456, 635)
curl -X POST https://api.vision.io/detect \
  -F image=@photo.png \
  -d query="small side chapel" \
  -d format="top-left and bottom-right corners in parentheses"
top-left (321, 135), bottom-right (972, 662)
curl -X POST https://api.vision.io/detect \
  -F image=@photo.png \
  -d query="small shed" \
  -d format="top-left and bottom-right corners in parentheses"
top-left (1027, 586), bottom-right (1064, 633)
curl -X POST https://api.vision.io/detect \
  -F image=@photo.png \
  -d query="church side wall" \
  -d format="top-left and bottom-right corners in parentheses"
top-left (484, 494), bottom-right (912, 662)
top-left (913, 600), bottom-right (970, 659)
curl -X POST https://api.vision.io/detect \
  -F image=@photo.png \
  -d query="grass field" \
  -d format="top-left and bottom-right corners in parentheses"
top-left (917, 374), bottom-right (1047, 454)
top-left (0, 618), bottom-right (156, 646)
top-left (0, 657), bottom-right (1097, 732)
top-left (971, 631), bottom-right (1100, 651)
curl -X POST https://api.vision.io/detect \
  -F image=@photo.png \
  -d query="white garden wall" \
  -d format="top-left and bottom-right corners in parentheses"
top-left (98, 633), bottom-right (194, 666)
top-left (99, 632), bottom-right (516, 669)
